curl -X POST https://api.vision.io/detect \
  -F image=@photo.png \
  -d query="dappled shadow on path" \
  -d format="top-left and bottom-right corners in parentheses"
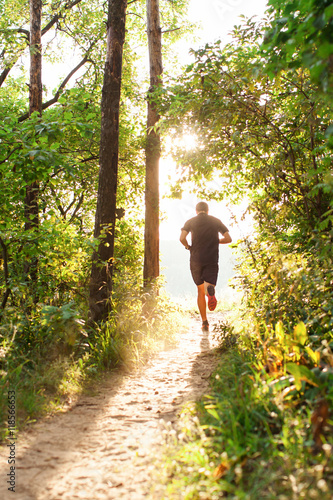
top-left (200, 327), bottom-right (211, 352)
top-left (0, 367), bottom-right (133, 500)
top-left (0, 314), bottom-right (223, 500)
top-left (186, 314), bottom-right (222, 406)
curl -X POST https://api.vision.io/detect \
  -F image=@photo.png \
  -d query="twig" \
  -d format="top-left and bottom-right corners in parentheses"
top-left (0, 146), bottom-right (21, 165)
top-left (162, 27), bottom-right (182, 34)
top-left (68, 193), bottom-right (84, 224)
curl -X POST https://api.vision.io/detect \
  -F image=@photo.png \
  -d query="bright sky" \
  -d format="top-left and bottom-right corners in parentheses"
top-left (159, 0), bottom-right (268, 240)
top-left (189, 0), bottom-right (268, 44)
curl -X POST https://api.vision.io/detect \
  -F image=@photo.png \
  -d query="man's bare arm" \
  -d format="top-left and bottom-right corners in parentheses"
top-left (180, 229), bottom-right (191, 249)
top-left (219, 231), bottom-right (232, 244)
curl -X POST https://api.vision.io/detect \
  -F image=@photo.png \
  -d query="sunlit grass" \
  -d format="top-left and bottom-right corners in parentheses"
top-left (155, 318), bottom-right (333, 499)
top-left (0, 284), bottom-right (186, 441)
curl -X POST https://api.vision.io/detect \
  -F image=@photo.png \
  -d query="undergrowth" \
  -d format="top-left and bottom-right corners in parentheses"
top-left (157, 317), bottom-right (333, 499)
top-left (0, 281), bottom-right (185, 442)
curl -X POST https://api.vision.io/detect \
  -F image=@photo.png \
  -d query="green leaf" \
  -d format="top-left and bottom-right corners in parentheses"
top-left (324, 4), bottom-right (333, 21)
top-left (205, 405), bottom-right (220, 420)
top-left (286, 363), bottom-right (319, 391)
top-left (293, 322), bottom-right (307, 346)
top-left (275, 320), bottom-right (285, 343)
top-left (305, 347), bottom-right (320, 365)
top-left (324, 124), bottom-right (333, 138)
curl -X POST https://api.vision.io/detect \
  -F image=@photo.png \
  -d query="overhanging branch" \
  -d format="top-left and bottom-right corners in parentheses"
top-left (0, 0), bottom-right (84, 88)
top-left (42, 0), bottom-right (83, 35)
top-left (18, 48), bottom-right (93, 122)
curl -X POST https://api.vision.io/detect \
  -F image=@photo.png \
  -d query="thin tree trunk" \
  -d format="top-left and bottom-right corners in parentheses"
top-left (144, 0), bottom-right (163, 286)
top-left (25, 0), bottom-right (42, 283)
top-left (0, 237), bottom-right (11, 313)
top-left (89, 0), bottom-right (127, 323)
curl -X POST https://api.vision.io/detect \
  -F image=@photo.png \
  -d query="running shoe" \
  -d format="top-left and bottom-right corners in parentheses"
top-left (207, 284), bottom-right (217, 311)
top-left (202, 320), bottom-right (209, 331)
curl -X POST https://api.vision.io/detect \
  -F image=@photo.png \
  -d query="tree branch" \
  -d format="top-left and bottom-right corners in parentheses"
top-left (0, 0), bottom-right (84, 87)
top-left (128, 12), bottom-right (145, 21)
top-left (17, 28), bottom-right (30, 39)
top-left (49, 185), bottom-right (66, 218)
top-left (18, 50), bottom-right (92, 122)
top-left (68, 193), bottom-right (84, 224)
top-left (42, 0), bottom-right (83, 35)
top-left (0, 66), bottom-right (11, 87)
top-left (63, 196), bottom-right (77, 217)
top-left (162, 27), bottom-right (182, 34)
top-left (0, 146), bottom-right (21, 165)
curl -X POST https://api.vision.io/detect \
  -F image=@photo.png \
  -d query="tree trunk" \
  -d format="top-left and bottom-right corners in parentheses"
top-left (25, 0), bottom-right (42, 283)
top-left (89, 0), bottom-right (127, 323)
top-left (144, 0), bottom-right (163, 286)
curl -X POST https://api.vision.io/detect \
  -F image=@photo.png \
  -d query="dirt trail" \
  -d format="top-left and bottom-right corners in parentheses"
top-left (0, 314), bottom-right (222, 500)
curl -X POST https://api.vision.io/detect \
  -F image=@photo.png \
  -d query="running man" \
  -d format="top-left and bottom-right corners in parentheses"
top-left (180, 202), bottom-right (232, 331)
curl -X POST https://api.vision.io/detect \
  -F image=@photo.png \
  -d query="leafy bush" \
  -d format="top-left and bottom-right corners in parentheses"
top-left (233, 232), bottom-right (333, 343)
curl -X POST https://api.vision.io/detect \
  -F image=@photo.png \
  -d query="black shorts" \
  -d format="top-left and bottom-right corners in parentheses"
top-left (190, 261), bottom-right (219, 286)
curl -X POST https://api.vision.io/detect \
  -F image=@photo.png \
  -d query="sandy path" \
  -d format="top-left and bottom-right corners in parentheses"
top-left (0, 314), bottom-right (222, 500)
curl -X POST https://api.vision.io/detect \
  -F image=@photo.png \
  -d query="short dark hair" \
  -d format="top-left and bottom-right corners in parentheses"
top-left (196, 201), bottom-right (209, 213)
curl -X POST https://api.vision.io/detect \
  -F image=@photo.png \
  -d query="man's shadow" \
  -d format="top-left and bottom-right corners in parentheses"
top-left (200, 327), bottom-right (211, 352)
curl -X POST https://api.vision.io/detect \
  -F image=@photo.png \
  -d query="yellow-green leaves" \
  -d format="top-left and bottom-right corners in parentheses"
top-left (293, 322), bottom-right (307, 346)
top-left (286, 363), bottom-right (319, 391)
top-left (306, 348), bottom-right (321, 365)
top-left (275, 320), bottom-right (285, 344)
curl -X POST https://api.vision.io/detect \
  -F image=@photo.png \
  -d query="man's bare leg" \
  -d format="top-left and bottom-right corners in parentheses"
top-left (204, 281), bottom-right (215, 296)
top-left (197, 283), bottom-right (207, 322)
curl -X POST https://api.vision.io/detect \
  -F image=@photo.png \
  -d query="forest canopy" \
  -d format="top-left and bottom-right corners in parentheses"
top-left (0, 0), bottom-right (190, 316)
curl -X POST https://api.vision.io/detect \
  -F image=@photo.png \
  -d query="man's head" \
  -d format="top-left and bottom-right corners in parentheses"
top-left (196, 201), bottom-right (209, 214)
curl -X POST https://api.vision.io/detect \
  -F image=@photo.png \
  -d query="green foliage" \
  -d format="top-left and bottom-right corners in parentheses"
top-left (233, 233), bottom-right (333, 340)
top-left (154, 16), bottom-right (333, 496)
top-left (0, 0), bottom-right (192, 323)
top-left (157, 324), bottom-right (333, 499)
top-left (159, 13), bottom-right (333, 356)
top-left (159, 18), bottom-right (332, 231)
top-left (263, 0), bottom-right (333, 93)
top-left (0, 279), bottom-right (184, 441)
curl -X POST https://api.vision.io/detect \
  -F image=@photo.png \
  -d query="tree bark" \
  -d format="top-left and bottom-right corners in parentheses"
top-left (24, 0), bottom-right (42, 284)
top-left (0, 237), bottom-right (11, 313)
top-left (19, 48), bottom-right (92, 122)
top-left (144, 0), bottom-right (163, 285)
top-left (89, 0), bottom-right (127, 323)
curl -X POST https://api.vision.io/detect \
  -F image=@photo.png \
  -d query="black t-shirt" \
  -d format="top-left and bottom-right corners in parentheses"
top-left (181, 213), bottom-right (229, 265)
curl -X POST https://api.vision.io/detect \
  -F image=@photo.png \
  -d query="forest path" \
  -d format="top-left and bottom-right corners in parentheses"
top-left (0, 313), bottom-right (223, 500)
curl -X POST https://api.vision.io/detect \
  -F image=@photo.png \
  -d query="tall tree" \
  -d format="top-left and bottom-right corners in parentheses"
top-left (144, 0), bottom-right (163, 285)
top-left (89, 0), bottom-right (128, 323)
top-left (25, 0), bottom-right (43, 282)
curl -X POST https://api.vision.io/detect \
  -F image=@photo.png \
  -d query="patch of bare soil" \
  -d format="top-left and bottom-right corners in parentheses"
top-left (0, 314), bottom-right (223, 499)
